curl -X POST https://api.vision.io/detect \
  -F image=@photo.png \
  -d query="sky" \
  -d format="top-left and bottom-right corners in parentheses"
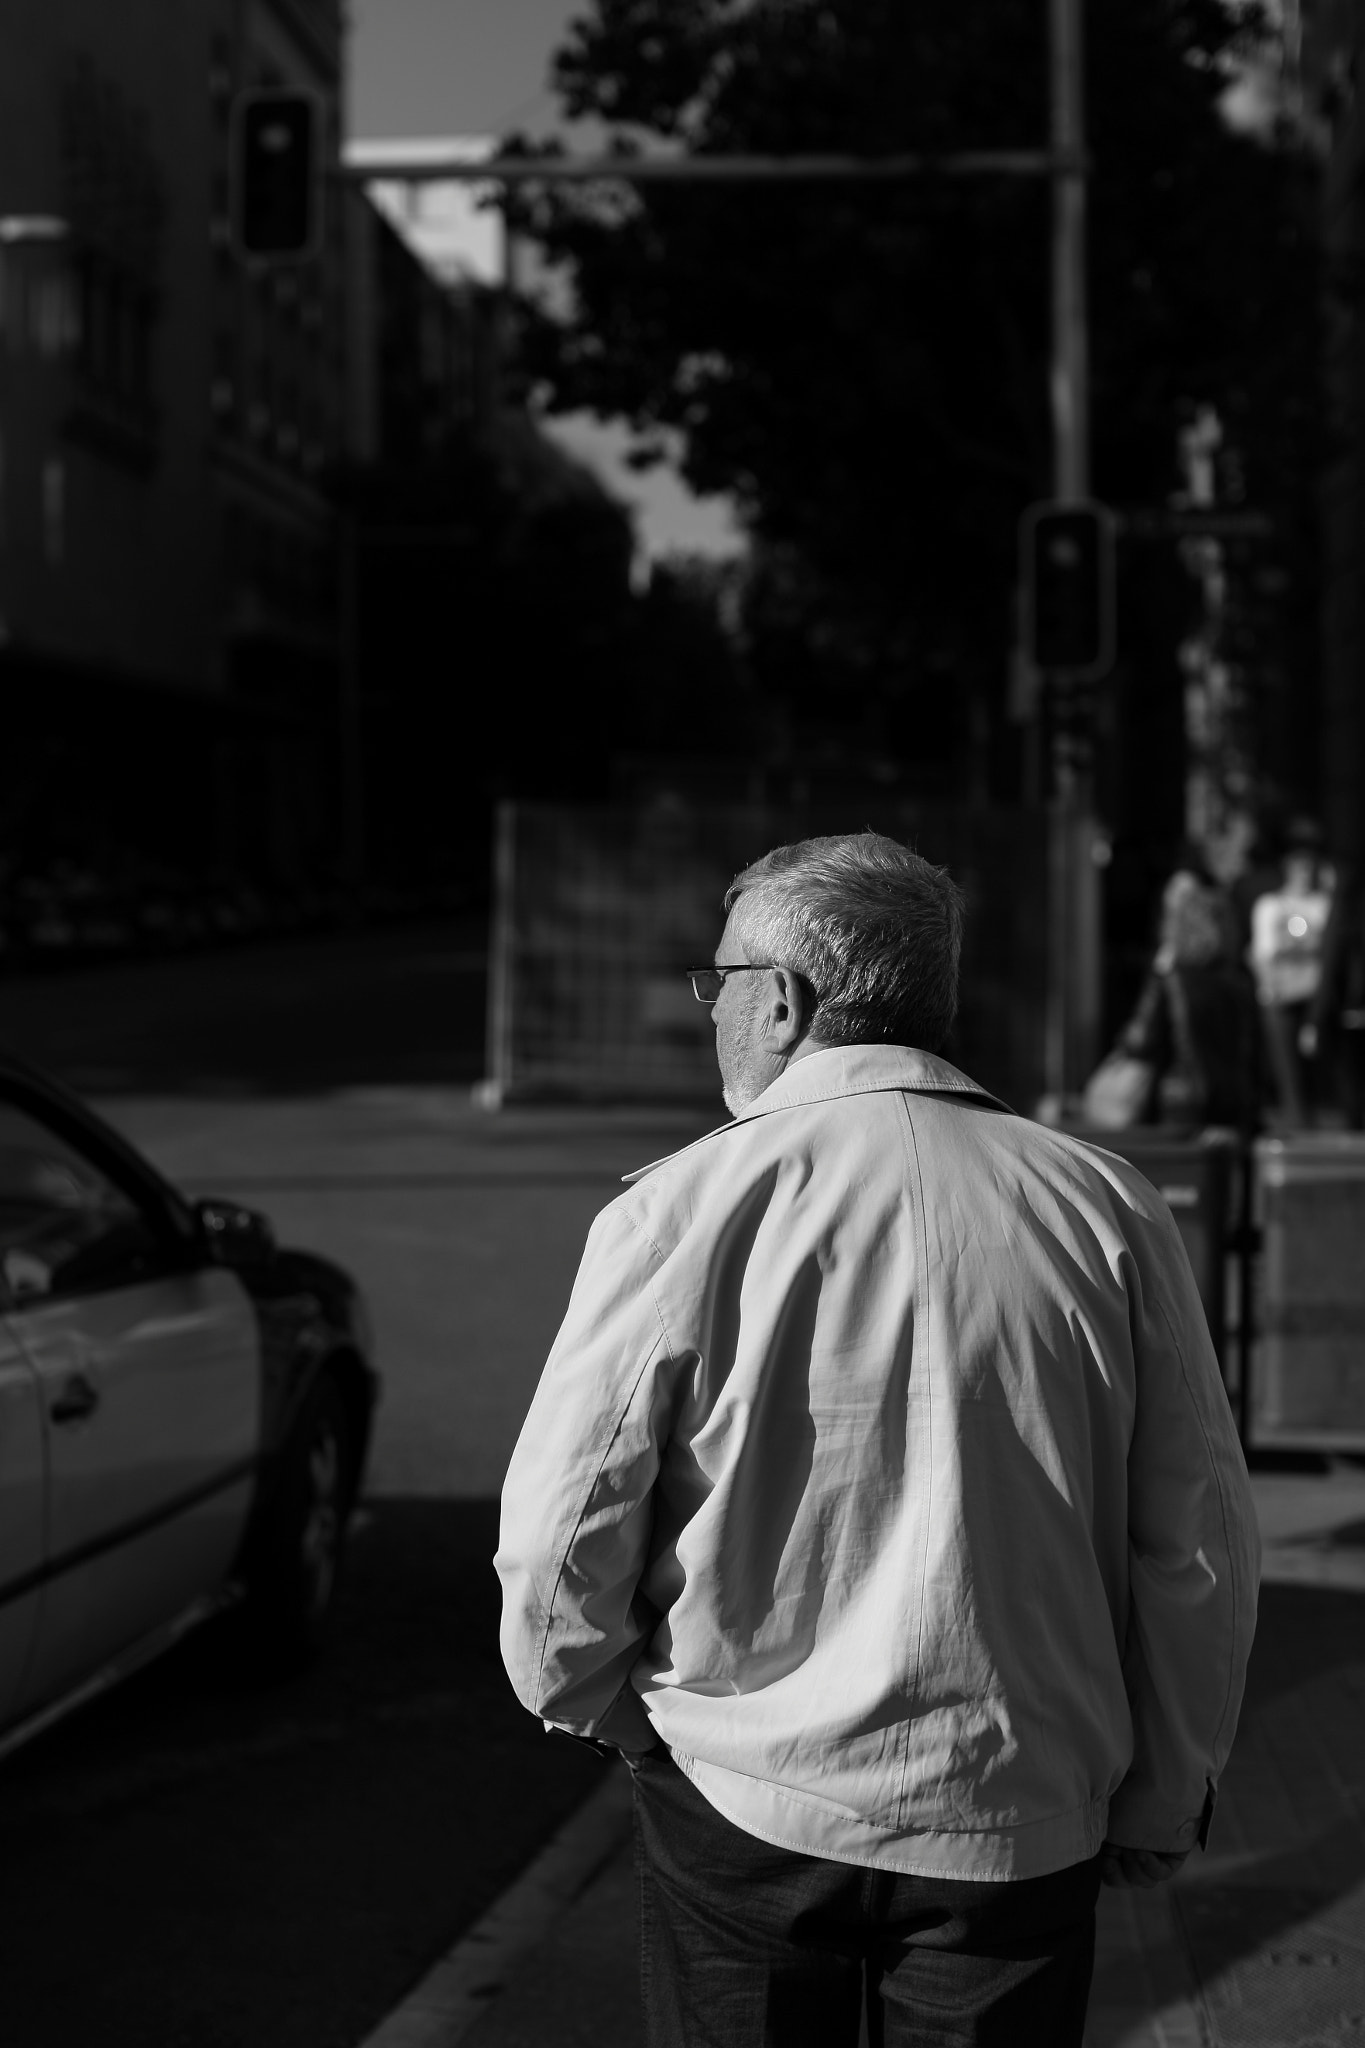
top-left (349, 0), bottom-right (578, 141)
top-left (348, 0), bottom-right (743, 561)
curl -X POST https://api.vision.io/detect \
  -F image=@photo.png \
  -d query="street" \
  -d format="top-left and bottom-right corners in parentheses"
top-left (0, 925), bottom-right (715, 2046)
top-left (0, 1500), bottom-right (602, 2048)
top-left (0, 916), bottom-right (493, 1097)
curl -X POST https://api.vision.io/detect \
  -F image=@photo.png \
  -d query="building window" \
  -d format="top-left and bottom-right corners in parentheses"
top-left (60, 57), bottom-right (164, 456)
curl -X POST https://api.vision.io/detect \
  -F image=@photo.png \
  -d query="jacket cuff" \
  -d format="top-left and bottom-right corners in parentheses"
top-left (1107, 1778), bottom-right (1216, 1854)
top-left (541, 1682), bottom-right (657, 1756)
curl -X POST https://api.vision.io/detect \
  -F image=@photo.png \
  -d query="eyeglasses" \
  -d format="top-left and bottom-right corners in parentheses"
top-left (685, 964), bottom-right (772, 1003)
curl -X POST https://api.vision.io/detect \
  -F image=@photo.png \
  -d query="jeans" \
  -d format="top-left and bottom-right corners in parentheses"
top-left (630, 1749), bottom-right (1101, 2048)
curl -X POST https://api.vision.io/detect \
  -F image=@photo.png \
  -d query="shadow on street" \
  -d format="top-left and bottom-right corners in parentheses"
top-left (0, 1499), bottom-right (603, 2048)
top-left (0, 920), bottom-right (490, 1096)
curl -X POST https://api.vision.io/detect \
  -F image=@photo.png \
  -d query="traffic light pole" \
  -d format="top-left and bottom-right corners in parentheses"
top-left (1050, 0), bottom-right (1088, 507)
top-left (1042, 0), bottom-right (1101, 1116)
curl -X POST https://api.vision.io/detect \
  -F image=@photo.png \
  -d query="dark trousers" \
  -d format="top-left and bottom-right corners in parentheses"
top-left (1262, 999), bottom-right (1312, 1125)
top-left (630, 1750), bottom-right (1101, 2048)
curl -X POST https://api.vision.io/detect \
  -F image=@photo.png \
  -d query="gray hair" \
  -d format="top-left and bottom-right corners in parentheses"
top-left (724, 833), bottom-right (965, 1052)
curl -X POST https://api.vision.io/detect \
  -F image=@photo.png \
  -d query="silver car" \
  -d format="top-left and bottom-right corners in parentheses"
top-left (0, 1053), bottom-right (379, 1756)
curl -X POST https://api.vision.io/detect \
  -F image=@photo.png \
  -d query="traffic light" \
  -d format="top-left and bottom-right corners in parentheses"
top-left (232, 91), bottom-right (322, 260)
top-left (1020, 501), bottom-right (1116, 677)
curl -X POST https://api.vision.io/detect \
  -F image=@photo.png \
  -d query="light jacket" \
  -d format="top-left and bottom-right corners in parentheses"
top-left (497, 1044), bottom-right (1260, 1881)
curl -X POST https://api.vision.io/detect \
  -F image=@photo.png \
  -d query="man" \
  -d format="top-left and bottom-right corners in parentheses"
top-left (497, 832), bottom-right (1260, 2047)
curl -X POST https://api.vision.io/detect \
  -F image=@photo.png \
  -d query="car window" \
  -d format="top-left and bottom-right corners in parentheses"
top-left (0, 1101), bottom-right (169, 1306)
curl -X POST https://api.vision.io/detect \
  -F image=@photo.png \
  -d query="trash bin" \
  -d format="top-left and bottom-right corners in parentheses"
top-left (1250, 1133), bottom-right (1365, 1451)
top-left (1071, 1127), bottom-right (1241, 1381)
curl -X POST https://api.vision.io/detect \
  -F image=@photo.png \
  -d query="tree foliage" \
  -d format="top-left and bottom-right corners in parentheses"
top-left (510, 0), bottom-right (1319, 795)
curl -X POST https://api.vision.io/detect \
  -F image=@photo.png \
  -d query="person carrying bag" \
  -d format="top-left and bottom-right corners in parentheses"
top-left (1084, 869), bottom-right (1257, 1134)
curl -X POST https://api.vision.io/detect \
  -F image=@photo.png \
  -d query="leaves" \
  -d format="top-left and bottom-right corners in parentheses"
top-left (515, 0), bottom-right (1316, 790)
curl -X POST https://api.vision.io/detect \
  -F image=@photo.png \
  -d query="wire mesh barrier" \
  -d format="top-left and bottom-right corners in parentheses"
top-left (480, 801), bottom-right (1064, 1110)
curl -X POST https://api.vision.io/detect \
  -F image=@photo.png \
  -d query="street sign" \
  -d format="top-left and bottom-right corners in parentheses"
top-left (1020, 499), bottom-right (1116, 678)
top-left (232, 90), bottom-right (322, 260)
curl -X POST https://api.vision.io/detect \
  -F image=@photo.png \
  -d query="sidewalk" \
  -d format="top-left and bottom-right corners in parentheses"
top-left (364, 1463), bottom-right (1365, 2048)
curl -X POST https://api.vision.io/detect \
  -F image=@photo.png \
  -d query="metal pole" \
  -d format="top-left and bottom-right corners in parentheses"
top-left (338, 178), bottom-right (370, 895)
top-left (1045, 0), bottom-right (1094, 1109)
top-left (1050, 0), bottom-right (1089, 504)
top-left (477, 799), bottom-right (518, 1110)
top-left (336, 149), bottom-right (1066, 187)
top-left (338, 507), bottom-right (366, 890)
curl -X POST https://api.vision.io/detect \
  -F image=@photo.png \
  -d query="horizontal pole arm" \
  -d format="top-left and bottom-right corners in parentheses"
top-left (0, 214), bottom-right (70, 243)
top-left (1117, 508), bottom-right (1274, 540)
top-left (337, 149), bottom-right (1086, 186)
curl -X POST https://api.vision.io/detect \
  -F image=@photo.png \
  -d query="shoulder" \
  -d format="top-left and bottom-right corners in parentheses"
top-left (981, 1117), bottom-right (1181, 1235)
top-left (616, 1089), bottom-right (892, 1247)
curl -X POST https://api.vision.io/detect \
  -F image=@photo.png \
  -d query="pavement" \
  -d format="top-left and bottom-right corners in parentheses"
top-left (360, 1462), bottom-right (1365, 2048)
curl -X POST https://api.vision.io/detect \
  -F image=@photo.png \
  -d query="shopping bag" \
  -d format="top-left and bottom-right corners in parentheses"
top-left (1082, 1049), bottom-right (1156, 1129)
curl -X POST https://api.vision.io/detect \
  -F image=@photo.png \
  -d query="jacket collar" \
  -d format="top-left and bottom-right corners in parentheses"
top-left (622, 1044), bottom-right (1011, 1184)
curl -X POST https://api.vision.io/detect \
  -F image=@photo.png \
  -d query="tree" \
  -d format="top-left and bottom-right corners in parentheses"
top-left (509, 0), bottom-right (1318, 811)
top-left (350, 412), bottom-right (638, 885)
top-left (349, 411), bottom-right (760, 884)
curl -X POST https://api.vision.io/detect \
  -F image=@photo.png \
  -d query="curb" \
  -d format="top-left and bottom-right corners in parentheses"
top-left (356, 1766), bottom-right (634, 2048)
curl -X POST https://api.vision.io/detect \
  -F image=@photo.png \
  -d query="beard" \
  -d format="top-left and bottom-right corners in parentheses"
top-left (715, 982), bottom-right (767, 1117)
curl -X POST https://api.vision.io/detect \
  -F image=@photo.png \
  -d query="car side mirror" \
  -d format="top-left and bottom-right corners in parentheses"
top-left (195, 1198), bottom-right (276, 1268)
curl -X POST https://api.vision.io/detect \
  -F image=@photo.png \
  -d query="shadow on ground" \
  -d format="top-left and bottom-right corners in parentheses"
top-left (1088, 1582), bottom-right (1365, 2042)
top-left (0, 921), bottom-right (489, 1095)
top-left (0, 1499), bottom-right (602, 2048)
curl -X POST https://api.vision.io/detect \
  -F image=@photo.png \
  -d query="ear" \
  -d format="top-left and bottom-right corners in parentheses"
top-left (759, 965), bottom-right (808, 1053)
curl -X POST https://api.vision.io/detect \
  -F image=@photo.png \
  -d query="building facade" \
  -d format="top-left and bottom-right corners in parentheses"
top-left (0, 0), bottom-right (493, 911)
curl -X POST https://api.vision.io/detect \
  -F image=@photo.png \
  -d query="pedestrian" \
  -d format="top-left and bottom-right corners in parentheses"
top-left (497, 832), bottom-right (1259, 2048)
top-left (1114, 866), bottom-right (1261, 1133)
top-left (1301, 861), bottom-right (1365, 1129)
top-left (1249, 825), bottom-right (1334, 1126)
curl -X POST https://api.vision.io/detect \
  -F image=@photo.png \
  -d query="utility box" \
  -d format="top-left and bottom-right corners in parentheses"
top-left (1250, 1135), bottom-right (1365, 1450)
top-left (1073, 1127), bottom-right (1240, 1377)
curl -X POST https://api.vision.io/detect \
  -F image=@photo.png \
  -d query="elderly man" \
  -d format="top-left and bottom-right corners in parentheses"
top-left (497, 832), bottom-right (1259, 2048)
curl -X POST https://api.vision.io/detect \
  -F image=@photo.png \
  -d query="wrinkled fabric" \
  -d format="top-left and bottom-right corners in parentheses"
top-left (497, 1044), bottom-right (1260, 1880)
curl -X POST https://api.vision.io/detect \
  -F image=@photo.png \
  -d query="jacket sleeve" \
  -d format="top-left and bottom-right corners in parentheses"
top-left (1107, 1207), bottom-right (1261, 1852)
top-left (495, 1199), bottom-right (678, 1753)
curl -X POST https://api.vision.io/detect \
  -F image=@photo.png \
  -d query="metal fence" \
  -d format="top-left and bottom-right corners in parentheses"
top-left (481, 800), bottom-right (1089, 1111)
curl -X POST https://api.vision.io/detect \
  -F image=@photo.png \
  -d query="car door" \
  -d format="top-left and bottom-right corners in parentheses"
top-left (0, 1093), bottom-right (261, 1717)
top-left (0, 1316), bottom-right (44, 1734)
